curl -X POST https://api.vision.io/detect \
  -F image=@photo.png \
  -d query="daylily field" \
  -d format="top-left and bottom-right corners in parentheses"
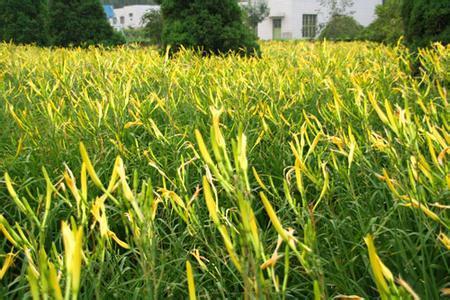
top-left (0, 42), bottom-right (449, 299)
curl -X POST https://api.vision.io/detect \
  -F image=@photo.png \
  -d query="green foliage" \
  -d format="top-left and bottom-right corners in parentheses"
top-left (319, 15), bottom-right (363, 40)
top-left (320, 0), bottom-right (355, 18)
top-left (143, 9), bottom-right (163, 45)
top-left (1, 42), bottom-right (449, 299)
top-left (363, 0), bottom-right (403, 44)
top-left (160, 0), bottom-right (260, 56)
top-left (243, 1), bottom-right (269, 32)
top-left (49, 0), bottom-right (125, 47)
top-left (402, 0), bottom-right (450, 49)
top-left (0, 0), bottom-right (48, 45)
top-left (122, 28), bottom-right (152, 44)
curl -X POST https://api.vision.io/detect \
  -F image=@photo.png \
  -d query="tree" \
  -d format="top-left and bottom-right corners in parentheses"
top-left (142, 9), bottom-right (163, 45)
top-left (48, 0), bottom-right (125, 47)
top-left (0, 0), bottom-right (49, 45)
top-left (243, 0), bottom-right (270, 34)
top-left (363, 0), bottom-right (403, 44)
top-left (319, 15), bottom-right (363, 40)
top-left (320, 0), bottom-right (354, 18)
top-left (160, 0), bottom-right (260, 56)
top-left (402, 0), bottom-right (450, 49)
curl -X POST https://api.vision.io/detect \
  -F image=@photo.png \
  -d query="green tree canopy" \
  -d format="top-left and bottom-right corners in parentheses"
top-left (0, 0), bottom-right (48, 45)
top-left (319, 14), bottom-right (363, 40)
top-left (402, 0), bottom-right (450, 49)
top-left (363, 0), bottom-right (403, 44)
top-left (49, 0), bottom-right (124, 47)
top-left (160, 0), bottom-right (260, 56)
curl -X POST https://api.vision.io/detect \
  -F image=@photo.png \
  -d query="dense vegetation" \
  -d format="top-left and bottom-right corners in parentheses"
top-left (160, 0), bottom-right (259, 55)
top-left (402, 0), bottom-right (450, 49)
top-left (363, 0), bottom-right (403, 44)
top-left (0, 0), bottom-right (123, 47)
top-left (49, 0), bottom-right (124, 47)
top-left (0, 0), bottom-right (48, 45)
top-left (319, 15), bottom-right (363, 40)
top-left (0, 42), bottom-right (449, 299)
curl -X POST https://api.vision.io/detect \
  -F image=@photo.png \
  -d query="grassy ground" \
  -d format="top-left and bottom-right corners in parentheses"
top-left (0, 41), bottom-right (449, 299)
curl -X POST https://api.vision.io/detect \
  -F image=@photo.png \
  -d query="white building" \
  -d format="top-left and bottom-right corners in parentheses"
top-left (244, 0), bottom-right (383, 40)
top-left (103, 5), bottom-right (123, 31)
top-left (113, 5), bottom-right (160, 29)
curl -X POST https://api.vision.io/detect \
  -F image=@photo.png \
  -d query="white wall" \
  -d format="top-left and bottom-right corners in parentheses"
top-left (114, 5), bottom-right (160, 29)
top-left (257, 0), bottom-right (382, 40)
top-left (107, 17), bottom-right (123, 31)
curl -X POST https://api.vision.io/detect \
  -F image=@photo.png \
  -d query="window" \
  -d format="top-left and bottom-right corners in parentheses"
top-left (272, 18), bottom-right (282, 40)
top-left (120, 16), bottom-right (125, 24)
top-left (113, 17), bottom-right (117, 25)
top-left (129, 13), bottom-right (133, 17)
top-left (302, 14), bottom-right (317, 38)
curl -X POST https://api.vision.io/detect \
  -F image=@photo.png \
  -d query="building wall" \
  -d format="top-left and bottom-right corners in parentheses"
top-left (107, 17), bottom-right (124, 31)
top-left (114, 5), bottom-right (160, 29)
top-left (257, 0), bottom-right (382, 40)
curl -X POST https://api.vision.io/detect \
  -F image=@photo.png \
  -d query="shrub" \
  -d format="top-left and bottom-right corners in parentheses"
top-left (319, 15), bottom-right (363, 41)
top-left (0, 0), bottom-right (48, 45)
top-left (160, 0), bottom-right (260, 56)
top-left (48, 0), bottom-right (125, 47)
top-left (122, 28), bottom-right (151, 44)
top-left (402, 0), bottom-right (450, 49)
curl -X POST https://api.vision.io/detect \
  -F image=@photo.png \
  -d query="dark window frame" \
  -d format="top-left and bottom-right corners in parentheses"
top-left (302, 14), bottom-right (317, 38)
